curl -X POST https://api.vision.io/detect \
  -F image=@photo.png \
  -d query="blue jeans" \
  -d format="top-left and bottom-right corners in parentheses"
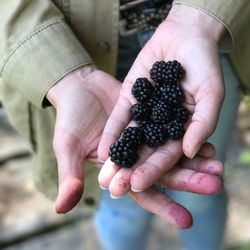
top-left (94, 34), bottom-right (240, 250)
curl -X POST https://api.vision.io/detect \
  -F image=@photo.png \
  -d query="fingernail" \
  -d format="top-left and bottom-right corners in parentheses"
top-left (191, 143), bottom-right (202, 159)
top-left (131, 187), bottom-right (143, 193)
top-left (99, 184), bottom-right (108, 190)
top-left (110, 194), bottom-right (122, 199)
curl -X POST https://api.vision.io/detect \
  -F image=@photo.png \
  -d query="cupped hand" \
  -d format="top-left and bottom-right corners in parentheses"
top-left (100, 143), bottom-right (224, 228)
top-left (98, 4), bottom-right (226, 195)
top-left (46, 66), bottom-right (120, 213)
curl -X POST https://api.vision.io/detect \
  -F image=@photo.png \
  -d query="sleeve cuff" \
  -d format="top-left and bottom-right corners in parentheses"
top-left (0, 20), bottom-right (94, 108)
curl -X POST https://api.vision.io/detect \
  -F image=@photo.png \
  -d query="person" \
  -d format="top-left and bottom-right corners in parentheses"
top-left (0, 0), bottom-right (222, 220)
top-left (0, 0), bottom-right (249, 250)
top-left (97, 1), bottom-right (249, 250)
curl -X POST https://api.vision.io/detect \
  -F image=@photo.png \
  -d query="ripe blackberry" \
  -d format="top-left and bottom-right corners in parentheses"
top-left (156, 82), bottom-right (185, 106)
top-left (140, 121), bottom-right (167, 147)
top-left (151, 99), bottom-right (173, 124)
top-left (109, 139), bottom-right (138, 168)
top-left (130, 103), bottom-right (150, 121)
top-left (150, 60), bottom-right (184, 84)
top-left (131, 77), bottom-right (154, 103)
top-left (147, 95), bottom-right (161, 109)
top-left (172, 105), bottom-right (189, 123)
top-left (122, 126), bottom-right (145, 146)
top-left (165, 119), bottom-right (185, 140)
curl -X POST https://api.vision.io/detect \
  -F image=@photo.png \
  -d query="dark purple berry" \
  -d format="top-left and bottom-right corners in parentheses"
top-left (109, 139), bottom-right (138, 168)
top-left (150, 60), bottom-right (184, 84)
top-left (140, 121), bottom-right (167, 147)
top-left (156, 82), bottom-right (185, 105)
top-left (122, 126), bottom-right (145, 146)
top-left (132, 77), bottom-right (154, 103)
top-left (172, 105), bottom-right (189, 123)
top-left (165, 119), bottom-right (185, 140)
top-left (150, 99), bottom-right (173, 124)
top-left (130, 103), bottom-right (150, 121)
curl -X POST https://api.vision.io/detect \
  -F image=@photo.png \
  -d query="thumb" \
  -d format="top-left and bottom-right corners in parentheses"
top-left (53, 127), bottom-right (85, 214)
top-left (183, 84), bottom-right (224, 158)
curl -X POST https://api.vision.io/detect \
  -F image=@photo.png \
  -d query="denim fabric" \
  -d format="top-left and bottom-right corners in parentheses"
top-left (94, 190), bottom-right (153, 250)
top-left (94, 33), bottom-right (240, 250)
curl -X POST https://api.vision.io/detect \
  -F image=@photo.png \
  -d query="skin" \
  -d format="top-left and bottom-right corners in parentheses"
top-left (46, 66), bottom-right (223, 228)
top-left (46, 5), bottom-right (226, 228)
top-left (98, 4), bottom-right (226, 198)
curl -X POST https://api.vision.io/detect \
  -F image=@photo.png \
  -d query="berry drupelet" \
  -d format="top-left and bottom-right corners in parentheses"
top-left (150, 60), bottom-right (184, 84)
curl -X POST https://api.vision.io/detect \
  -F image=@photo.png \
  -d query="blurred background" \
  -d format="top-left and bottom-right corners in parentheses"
top-left (0, 98), bottom-right (250, 250)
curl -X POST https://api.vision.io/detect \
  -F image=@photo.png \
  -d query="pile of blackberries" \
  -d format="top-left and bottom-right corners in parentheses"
top-left (109, 60), bottom-right (189, 168)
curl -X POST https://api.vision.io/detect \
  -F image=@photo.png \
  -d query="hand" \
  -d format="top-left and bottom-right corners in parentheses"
top-left (46, 66), bottom-right (120, 213)
top-left (98, 5), bottom-right (226, 194)
top-left (100, 143), bottom-right (224, 228)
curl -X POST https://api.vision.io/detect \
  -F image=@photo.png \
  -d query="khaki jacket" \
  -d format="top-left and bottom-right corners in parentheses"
top-left (0, 0), bottom-right (250, 206)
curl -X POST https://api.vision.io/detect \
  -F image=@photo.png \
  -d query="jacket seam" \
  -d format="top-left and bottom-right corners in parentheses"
top-left (0, 19), bottom-right (65, 75)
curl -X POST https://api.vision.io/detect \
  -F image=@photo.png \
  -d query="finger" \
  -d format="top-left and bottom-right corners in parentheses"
top-left (129, 186), bottom-right (192, 228)
top-left (101, 145), bottom-right (155, 197)
top-left (130, 140), bottom-right (182, 192)
top-left (183, 84), bottom-right (224, 158)
top-left (179, 157), bottom-right (224, 176)
top-left (196, 142), bottom-right (216, 158)
top-left (108, 168), bottom-right (132, 197)
top-left (53, 126), bottom-right (84, 214)
top-left (159, 168), bottom-right (223, 195)
top-left (98, 96), bottom-right (132, 161)
top-left (98, 158), bottom-right (120, 189)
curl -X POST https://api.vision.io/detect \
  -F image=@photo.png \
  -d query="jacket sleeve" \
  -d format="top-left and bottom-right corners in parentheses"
top-left (0, 0), bottom-right (94, 108)
top-left (173, 0), bottom-right (250, 51)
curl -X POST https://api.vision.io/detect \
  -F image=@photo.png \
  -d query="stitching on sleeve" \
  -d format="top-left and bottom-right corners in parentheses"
top-left (0, 19), bottom-right (65, 75)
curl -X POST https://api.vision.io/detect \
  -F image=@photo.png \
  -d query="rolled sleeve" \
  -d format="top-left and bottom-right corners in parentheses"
top-left (0, 20), bottom-right (94, 108)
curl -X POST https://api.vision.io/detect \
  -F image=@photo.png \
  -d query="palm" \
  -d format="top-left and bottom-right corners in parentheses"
top-left (51, 69), bottom-right (120, 213)
top-left (98, 16), bottom-right (224, 196)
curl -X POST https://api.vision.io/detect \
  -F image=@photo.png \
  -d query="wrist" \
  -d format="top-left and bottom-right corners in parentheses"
top-left (168, 4), bottom-right (226, 43)
top-left (46, 65), bottom-right (96, 108)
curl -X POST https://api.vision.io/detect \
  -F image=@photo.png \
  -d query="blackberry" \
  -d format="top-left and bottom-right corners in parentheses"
top-left (165, 119), bottom-right (185, 140)
top-left (156, 82), bottom-right (185, 105)
top-left (130, 103), bottom-right (150, 121)
top-left (140, 121), bottom-right (167, 147)
top-left (122, 126), bottom-right (145, 146)
top-left (150, 60), bottom-right (184, 84)
top-left (131, 77), bottom-right (154, 103)
top-left (147, 95), bottom-right (161, 109)
top-left (172, 105), bottom-right (189, 123)
top-left (151, 99), bottom-right (173, 124)
top-left (109, 139), bottom-right (138, 168)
